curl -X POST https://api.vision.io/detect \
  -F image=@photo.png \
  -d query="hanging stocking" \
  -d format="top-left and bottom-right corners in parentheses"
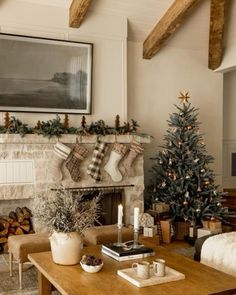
top-left (51, 142), bottom-right (71, 181)
top-left (87, 141), bottom-right (107, 182)
top-left (104, 143), bottom-right (127, 182)
top-left (66, 144), bottom-right (88, 182)
top-left (120, 141), bottom-right (143, 177)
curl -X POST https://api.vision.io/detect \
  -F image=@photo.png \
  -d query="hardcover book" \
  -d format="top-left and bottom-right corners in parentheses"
top-left (101, 244), bottom-right (155, 261)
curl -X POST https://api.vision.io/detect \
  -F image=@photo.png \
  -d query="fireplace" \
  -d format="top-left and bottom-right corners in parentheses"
top-left (0, 134), bottom-right (150, 226)
top-left (73, 187), bottom-right (125, 225)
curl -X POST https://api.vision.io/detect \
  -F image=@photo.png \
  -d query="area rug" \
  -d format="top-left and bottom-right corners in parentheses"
top-left (0, 254), bottom-right (38, 295)
top-left (172, 247), bottom-right (195, 259)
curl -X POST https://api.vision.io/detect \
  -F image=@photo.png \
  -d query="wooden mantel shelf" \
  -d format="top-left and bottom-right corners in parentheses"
top-left (0, 134), bottom-right (151, 144)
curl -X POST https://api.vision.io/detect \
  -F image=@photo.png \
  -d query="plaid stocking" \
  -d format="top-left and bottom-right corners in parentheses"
top-left (104, 143), bottom-right (127, 182)
top-left (51, 142), bottom-right (71, 181)
top-left (120, 141), bottom-right (143, 177)
top-left (87, 142), bottom-right (107, 182)
top-left (66, 144), bottom-right (88, 182)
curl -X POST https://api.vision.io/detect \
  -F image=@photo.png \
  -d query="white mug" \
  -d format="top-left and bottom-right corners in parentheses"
top-left (132, 261), bottom-right (150, 279)
top-left (153, 259), bottom-right (166, 277)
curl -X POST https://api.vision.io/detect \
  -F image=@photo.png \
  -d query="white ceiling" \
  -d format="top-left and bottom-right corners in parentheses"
top-left (13, 0), bottom-right (236, 49)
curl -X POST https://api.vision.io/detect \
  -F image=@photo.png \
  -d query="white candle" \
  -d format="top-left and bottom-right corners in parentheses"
top-left (118, 204), bottom-right (123, 226)
top-left (133, 207), bottom-right (139, 230)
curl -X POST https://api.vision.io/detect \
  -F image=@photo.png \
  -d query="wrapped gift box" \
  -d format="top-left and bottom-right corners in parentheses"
top-left (174, 221), bottom-right (190, 240)
top-left (152, 202), bottom-right (170, 213)
top-left (209, 219), bottom-right (222, 231)
top-left (189, 226), bottom-right (201, 238)
top-left (197, 228), bottom-right (222, 238)
top-left (160, 219), bottom-right (173, 243)
top-left (143, 225), bottom-right (157, 237)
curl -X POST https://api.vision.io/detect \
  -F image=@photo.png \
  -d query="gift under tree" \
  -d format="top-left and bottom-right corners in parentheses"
top-left (150, 92), bottom-right (229, 226)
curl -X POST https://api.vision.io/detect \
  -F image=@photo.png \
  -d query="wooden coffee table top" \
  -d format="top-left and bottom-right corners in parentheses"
top-left (28, 245), bottom-right (236, 295)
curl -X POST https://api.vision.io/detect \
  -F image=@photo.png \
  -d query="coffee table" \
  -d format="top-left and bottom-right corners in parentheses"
top-left (28, 245), bottom-right (236, 295)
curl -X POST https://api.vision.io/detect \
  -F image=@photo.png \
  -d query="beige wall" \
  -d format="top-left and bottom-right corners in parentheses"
top-left (0, 1), bottom-right (225, 188)
top-left (223, 70), bottom-right (236, 188)
top-left (0, 1), bottom-right (128, 126)
top-left (127, 42), bottom-right (223, 186)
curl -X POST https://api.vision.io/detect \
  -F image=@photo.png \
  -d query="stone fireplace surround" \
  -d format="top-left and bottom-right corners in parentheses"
top-left (0, 134), bottom-right (150, 226)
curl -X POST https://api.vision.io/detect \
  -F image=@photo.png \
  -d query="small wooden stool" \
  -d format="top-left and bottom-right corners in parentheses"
top-left (83, 224), bottom-right (133, 245)
top-left (8, 233), bottom-right (50, 289)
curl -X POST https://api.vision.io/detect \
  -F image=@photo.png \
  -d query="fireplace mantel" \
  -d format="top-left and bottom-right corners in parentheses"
top-left (0, 134), bottom-right (150, 144)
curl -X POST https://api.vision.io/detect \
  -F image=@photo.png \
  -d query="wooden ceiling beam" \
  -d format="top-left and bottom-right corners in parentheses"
top-left (69, 0), bottom-right (93, 28)
top-left (208, 0), bottom-right (228, 70)
top-left (143, 0), bottom-right (201, 59)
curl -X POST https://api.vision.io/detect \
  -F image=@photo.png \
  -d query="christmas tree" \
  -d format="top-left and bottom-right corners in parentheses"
top-left (150, 92), bottom-right (229, 224)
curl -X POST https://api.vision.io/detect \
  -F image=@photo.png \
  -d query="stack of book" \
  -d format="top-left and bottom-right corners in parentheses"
top-left (102, 244), bottom-right (155, 261)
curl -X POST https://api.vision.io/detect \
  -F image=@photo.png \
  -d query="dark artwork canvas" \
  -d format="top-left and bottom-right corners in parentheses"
top-left (232, 153), bottom-right (236, 176)
top-left (0, 34), bottom-right (92, 114)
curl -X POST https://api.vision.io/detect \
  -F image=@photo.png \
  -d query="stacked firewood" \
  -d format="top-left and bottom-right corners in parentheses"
top-left (0, 207), bottom-right (34, 252)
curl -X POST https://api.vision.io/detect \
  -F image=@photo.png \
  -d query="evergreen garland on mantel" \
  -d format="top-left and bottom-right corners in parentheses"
top-left (0, 113), bottom-right (148, 138)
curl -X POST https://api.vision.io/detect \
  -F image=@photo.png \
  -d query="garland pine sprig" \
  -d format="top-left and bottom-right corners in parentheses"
top-left (0, 114), bottom-right (148, 138)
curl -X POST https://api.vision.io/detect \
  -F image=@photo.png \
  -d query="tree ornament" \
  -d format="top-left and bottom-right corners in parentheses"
top-left (185, 174), bottom-right (190, 179)
top-left (4, 112), bottom-right (10, 128)
top-left (169, 158), bottom-right (172, 165)
top-left (187, 125), bottom-right (192, 130)
top-left (194, 158), bottom-right (200, 163)
top-left (63, 114), bottom-right (69, 129)
top-left (168, 172), bottom-right (172, 177)
top-left (217, 202), bottom-right (222, 207)
top-left (185, 191), bottom-right (189, 198)
top-left (197, 186), bottom-right (202, 192)
top-left (183, 200), bottom-right (188, 205)
top-left (204, 180), bottom-right (210, 186)
top-left (173, 173), bottom-right (177, 180)
top-left (169, 141), bottom-right (172, 147)
top-left (105, 143), bottom-right (128, 182)
top-left (178, 91), bottom-right (190, 104)
top-left (196, 208), bottom-right (201, 213)
top-left (201, 169), bottom-right (205, 173)
top-left (159, 160), bottom-right (163, 164)
top-left (161, 181), bottom-right (166, 188)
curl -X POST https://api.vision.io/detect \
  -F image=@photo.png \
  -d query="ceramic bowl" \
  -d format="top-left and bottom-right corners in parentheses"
top-left (80, 261), bottom-right (104, 273)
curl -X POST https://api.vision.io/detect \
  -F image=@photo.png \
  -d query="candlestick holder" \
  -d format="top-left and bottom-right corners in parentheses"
top-left (132, 228), bottom-right (142, 249)
top-left (113, 224), bottom-right (123, 247)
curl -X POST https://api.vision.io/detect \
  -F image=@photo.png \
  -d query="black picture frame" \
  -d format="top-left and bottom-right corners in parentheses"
top-left (0, 33), bottom-right (93, 114)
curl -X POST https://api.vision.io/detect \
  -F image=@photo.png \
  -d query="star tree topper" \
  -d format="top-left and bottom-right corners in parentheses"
top-left (178, 91), bottom-right (190, 103)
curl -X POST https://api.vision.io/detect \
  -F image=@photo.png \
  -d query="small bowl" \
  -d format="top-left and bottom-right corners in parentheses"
top-left (80, 261), bottom-right (104, 273)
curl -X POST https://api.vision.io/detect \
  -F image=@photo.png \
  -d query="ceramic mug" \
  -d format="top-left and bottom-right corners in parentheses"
top-left (153, 259), bottom-right (166, 277)
top-left (132, 261), bottom-right (150, 279)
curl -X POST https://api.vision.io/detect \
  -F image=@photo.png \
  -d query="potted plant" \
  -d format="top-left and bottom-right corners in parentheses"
top-left (33, 188), bottom-right (100, 265)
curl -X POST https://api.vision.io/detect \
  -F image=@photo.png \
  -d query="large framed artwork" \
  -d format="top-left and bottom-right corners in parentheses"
top-left (0, 33), bottom-right (93, 114)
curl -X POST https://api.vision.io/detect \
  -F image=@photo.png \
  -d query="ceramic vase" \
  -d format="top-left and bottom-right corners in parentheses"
top-left (50, 231), bottom-right (82, 265)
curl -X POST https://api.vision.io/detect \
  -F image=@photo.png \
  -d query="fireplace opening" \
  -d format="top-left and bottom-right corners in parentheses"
top-left (82, 190), bottom-right (124, 225)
